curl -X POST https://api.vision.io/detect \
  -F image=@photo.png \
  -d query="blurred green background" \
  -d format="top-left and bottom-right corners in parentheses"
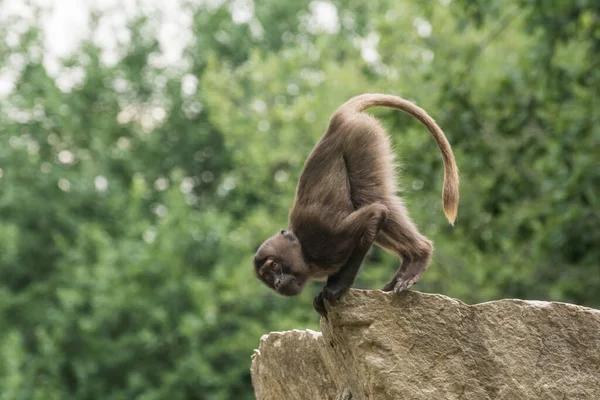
top-left (0, 0), bottom-right (598, 398)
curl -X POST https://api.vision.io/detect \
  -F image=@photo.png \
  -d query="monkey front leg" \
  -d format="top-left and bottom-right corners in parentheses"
top-left (313, 203), bottom-right (388, 316)
top-left (313, 244), bottom-right (373, 317)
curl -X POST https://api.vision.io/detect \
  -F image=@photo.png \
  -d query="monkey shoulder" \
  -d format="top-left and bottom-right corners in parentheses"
top-left (289, 206), bottom-right (334, 237)
top-left (290, 208), bottom-right (353, 267)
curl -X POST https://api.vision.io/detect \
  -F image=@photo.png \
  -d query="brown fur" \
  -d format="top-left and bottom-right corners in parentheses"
top-left (253, 93), bottom-right (459, 315)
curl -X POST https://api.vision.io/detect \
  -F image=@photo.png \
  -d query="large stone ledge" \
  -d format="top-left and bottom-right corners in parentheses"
top-left (251, 290), bottom-right (600, 399)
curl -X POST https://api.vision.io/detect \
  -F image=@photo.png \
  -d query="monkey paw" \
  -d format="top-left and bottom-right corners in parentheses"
top-left (313, 285), bottom-right (348, 317)
top-left (321, 284), bottom-right (347, 305)
top-left (381, 280), bottom-right (396, 292)
top-left (313, 293), bottom-right (327, 317)
top-left (392, 277), bottom-right (417, 293)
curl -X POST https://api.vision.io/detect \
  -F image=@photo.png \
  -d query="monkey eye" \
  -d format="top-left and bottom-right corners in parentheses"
top-left (259, 259), bottom-right (279, 276)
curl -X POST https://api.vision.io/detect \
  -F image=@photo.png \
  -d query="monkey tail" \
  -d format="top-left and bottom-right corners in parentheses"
top-left (336, 93), bottom-right (460, 225)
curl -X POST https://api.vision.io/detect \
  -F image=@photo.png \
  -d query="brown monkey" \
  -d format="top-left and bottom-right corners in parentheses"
top-left (253, 93), bottom-right (459, 315)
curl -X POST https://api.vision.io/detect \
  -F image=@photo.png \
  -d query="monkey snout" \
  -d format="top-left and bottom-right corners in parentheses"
top-left (274, 275), bottom-right (288, 289)
top-left (274, 275), bottom-right (301, 296)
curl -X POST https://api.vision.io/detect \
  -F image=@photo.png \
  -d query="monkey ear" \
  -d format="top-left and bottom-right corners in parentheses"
top-left (281, 230), bottom-right (297, 242)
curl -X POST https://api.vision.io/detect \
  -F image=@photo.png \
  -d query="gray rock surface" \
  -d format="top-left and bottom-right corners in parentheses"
top-left (251, 290), bottom-right (600, 399)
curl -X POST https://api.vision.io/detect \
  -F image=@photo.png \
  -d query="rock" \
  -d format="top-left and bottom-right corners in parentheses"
top-left (251, 290), bottom-right (600, 400)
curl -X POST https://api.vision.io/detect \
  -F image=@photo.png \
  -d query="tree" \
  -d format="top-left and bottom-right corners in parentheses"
top-left (0, 0), bottom-right (598, 398)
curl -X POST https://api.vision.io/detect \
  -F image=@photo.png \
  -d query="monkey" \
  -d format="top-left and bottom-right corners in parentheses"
top-left (253, 93), bottom-right (459, 316)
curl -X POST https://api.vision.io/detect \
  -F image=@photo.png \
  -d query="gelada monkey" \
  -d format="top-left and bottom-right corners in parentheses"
top-left (253, 93), bottom-right (459, 316)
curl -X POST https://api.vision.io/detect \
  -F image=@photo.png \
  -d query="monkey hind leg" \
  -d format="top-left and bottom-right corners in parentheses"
top-left (375, 199), bottom-right (433, 293)
top-left (339, 114), bottom-right (399, 207)
top-left (339, 113), bottom-right (432, 291)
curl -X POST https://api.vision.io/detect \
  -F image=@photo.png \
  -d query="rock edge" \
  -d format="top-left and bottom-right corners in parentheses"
top-left (251, 290), bottom-right (600, 400)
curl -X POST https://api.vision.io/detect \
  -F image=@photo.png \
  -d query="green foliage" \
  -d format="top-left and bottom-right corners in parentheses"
top-left (0, 0), bottom-right (598, 398)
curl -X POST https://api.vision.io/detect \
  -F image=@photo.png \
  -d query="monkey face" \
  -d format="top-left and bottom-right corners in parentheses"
top-left (253, 230), bottom-right (308, 296)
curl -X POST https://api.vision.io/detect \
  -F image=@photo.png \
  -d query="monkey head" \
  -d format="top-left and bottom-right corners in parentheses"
top-left (253, 229), bottom-right (308, 296)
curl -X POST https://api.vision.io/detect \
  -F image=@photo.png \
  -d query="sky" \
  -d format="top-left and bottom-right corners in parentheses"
top-left (0, 0), bottom-right (344, 61)
top-left (0, 0), bottom-right (194, 94)
top-left (0, 0), bottom-right (433, 96)
top-left (1, 0), bottom-right (189, 58)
